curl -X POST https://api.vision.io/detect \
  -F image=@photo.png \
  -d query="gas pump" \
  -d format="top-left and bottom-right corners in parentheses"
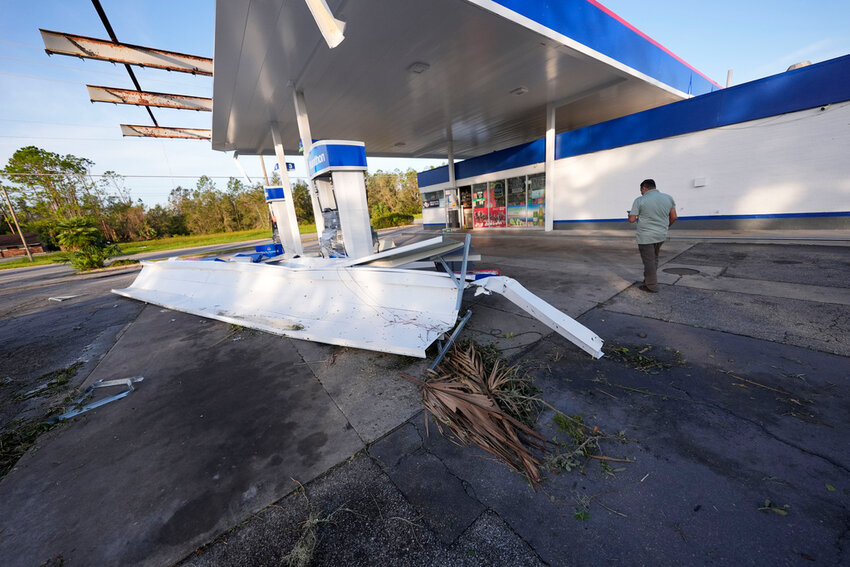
top-left (308, 140), bottom-right (375, 259)
top-left (264, 185), bottom-right (303, 257)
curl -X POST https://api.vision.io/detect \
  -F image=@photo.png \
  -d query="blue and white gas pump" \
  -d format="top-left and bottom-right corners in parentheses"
top-left (308, 140), bottom-right (374, 259)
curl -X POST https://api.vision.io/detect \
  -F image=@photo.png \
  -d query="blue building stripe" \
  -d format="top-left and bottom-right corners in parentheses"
top-left (419, 54), bottom-right (850, 189)
top-left (556, 54), bottom-right (850, 160)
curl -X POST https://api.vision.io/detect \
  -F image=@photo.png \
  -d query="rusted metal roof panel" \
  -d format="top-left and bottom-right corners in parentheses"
top-left (40, 29), bottom-right (213, 76)
top-left (88, 85), bottom-right (212, 111)
top-left (120, 125), bottom-right (211, 139)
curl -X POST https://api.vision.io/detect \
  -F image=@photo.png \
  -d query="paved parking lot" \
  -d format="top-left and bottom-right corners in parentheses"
top-left (1, 230), bottom-right (848, 566)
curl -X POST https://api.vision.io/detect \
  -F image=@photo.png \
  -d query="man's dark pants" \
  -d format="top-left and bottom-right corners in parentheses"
top-left (638, 241), bottom-right (664, 291)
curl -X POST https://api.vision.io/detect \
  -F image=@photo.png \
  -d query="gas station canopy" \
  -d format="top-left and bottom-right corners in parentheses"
top-left (212, 0), bottom-right (719, 159)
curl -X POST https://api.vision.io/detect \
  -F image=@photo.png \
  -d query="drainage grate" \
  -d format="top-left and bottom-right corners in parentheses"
top-left (663, 267), bottom-right (701, 275)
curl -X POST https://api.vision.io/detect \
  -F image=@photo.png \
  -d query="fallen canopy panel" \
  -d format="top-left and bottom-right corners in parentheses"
top-left (112, 258), bottom-right (461, 357)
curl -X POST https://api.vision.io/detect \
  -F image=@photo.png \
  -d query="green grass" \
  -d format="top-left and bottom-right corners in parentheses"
top-left (116, 228), bottom-right (271, 255)
top-left (0, 253), bottom-right (65, 270)
top-left (117, 225), bottom-right (320, 255)
top-left (0, 225), bottom-right (326, 271)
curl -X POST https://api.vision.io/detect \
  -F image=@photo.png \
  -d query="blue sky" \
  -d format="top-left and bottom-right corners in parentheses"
top-left (1, 0), bottom-right (848, 206)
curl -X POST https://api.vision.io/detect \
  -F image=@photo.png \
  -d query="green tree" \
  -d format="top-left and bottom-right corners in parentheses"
top-left (1, 146), bottom-right (94, 220)
top-left (291, 182), bottom-right (313, 225)
top-left (365, 168), bottom-right (422, 227)
top-left (147, 203), bottom-right (187, 237)
top-left (54, 217), bottom-right (121, 271)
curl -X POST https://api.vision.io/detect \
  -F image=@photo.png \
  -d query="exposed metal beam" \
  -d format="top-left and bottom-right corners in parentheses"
top-left (89, 0), bottom-right (158, 126)
top-left (87, 85), bottom-right (212, 111)
top-left (120, 125), bottom-right (211, 139)
top-left (40, 29), bottom-right (213, 76)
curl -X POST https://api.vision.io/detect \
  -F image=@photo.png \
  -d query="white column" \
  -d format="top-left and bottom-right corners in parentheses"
top-left (292, 90), bottom-right (325, 234)
top-left (446, 135), bottom-right (456, 228)
top-left (270, 122), bottom-right (304, 256)
top-left (544, 103), bottom-right (555, 232)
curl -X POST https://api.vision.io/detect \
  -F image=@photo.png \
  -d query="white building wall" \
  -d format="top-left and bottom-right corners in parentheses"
top-left (552, 101), bottom-right (850, 222)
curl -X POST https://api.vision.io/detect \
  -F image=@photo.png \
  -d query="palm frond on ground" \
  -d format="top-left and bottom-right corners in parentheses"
top-left (402, 342), bottom-right (552, 484)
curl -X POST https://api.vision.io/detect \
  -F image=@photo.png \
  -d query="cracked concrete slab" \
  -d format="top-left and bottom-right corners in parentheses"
top-left (291, 340), bottom-right (428, 444)
top-left (178, 453), bottom-right (544, 566)
top-left (669, 242), bottom-right (850, 288)
top-left (370, 422), bottom-right (486, 544)
top-left (603, 284), bottom-right (850, 356)
top-left (673, 273), bottom-right (850, 306)
top-left (395, 308), bottom-right (849, 566)
top-left (0, 305), bottom-right (363, 567)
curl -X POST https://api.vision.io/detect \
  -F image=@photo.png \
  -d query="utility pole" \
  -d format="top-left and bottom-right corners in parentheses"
top-left (1, 185), bottom-right (33, 262)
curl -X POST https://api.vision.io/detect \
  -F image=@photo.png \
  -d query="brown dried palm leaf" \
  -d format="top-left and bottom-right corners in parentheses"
top-left (401, 343), bottom-right (552, 484)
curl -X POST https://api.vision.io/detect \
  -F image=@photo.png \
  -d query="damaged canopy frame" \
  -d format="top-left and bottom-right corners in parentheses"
top-left (112, 235), bottom-right (603, 360)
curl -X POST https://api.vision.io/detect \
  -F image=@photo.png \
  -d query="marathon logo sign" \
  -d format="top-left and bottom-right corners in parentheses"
top-left (308, 141), bottom-right (368, 179)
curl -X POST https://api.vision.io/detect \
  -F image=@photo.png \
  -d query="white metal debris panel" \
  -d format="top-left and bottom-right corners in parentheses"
top-left (212, 0), bottom-right (718, 158)
top-left (113, 259), bottom-right (461, 358)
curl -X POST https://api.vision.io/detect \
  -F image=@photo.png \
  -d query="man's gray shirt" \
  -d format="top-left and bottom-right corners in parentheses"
top-left (630, 189), bottom-right (676, 244)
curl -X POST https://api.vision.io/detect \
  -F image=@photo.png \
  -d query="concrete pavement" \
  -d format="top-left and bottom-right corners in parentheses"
top-left (0, 230), bottom-right (848, 566)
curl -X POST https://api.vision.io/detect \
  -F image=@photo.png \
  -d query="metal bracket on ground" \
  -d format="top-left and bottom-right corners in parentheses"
top-left (50, 376), bottom-right (145, 423)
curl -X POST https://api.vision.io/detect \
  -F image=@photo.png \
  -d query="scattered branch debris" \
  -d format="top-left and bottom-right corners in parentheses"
top-left (281, 509), bottom-right (321, 567)
top-left (605, 343), bottom-right (685, 373)
top-left (758, 499), bottom-right (790, 516)
top-left (14, 362), bottom-right (82, 402)
top-left (545, 413), bottom-right (631, 475)
top-left (401, 341), bottom-right (552, 484)
top-left (1, 418), bottom-right (62, 479)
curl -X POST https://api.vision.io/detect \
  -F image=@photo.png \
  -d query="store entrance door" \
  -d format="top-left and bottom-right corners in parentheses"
top-left (459, 186), bottom-right (473, 228)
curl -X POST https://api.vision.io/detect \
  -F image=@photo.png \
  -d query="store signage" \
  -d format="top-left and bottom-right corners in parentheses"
top-left (264, 186), bottom-right (286, 202)
top-left (308, 141), bottom-right (367, 179)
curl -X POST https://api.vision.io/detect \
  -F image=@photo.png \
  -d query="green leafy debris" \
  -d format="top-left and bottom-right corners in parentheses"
top-left (758, 499), bottom-right (790, 516)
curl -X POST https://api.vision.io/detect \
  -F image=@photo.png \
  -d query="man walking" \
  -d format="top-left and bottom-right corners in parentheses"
top-left (628, 179), bottom-right (677, 293)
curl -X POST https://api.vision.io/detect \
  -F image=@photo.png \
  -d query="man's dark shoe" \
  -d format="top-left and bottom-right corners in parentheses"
top-left (638, 284), bottom-right (658, 293)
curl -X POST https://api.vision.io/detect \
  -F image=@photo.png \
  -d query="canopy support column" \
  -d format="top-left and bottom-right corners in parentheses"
top-left (544, 103), bottom-right (555, 232)
top-left (446, 133), bottom-right (456, 229)
top-left (292, 90), bottom-right (325, 234)
top-left (270, 121), bottom-right (304, 256)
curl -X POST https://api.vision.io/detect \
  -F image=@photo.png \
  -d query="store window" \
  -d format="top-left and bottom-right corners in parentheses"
top-left (435, 172), bottom-right (544, 229)
top-left (488, 180), bottom-right (506, 227)
top-left (507, 176), bottom-right (527, 227)
top-left (528, 173), bottom-right (545, 227)
top-left (421, 190), bottom-right (442, 209)
top-left (472, 183), bottom-right (488, 228)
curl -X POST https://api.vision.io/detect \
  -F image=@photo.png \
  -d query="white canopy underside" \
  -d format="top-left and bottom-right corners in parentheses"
top-left (213, 0), bottom-right (687, 158)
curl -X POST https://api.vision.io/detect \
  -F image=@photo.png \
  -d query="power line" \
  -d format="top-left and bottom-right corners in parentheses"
top-left (0, 39), bottom-right (43, 50)
top-left (0, 134), bottom-right (122, 141)
top-left (0, 118), bottom-right (115, 129)
top-left (0, 71), bottom-right (92, 86)
top-left (0, 56), bottom-right (212, 90)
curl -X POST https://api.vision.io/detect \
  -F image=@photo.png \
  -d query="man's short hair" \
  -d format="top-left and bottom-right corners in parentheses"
top-left (640, 179), bottom-right (656, 190)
